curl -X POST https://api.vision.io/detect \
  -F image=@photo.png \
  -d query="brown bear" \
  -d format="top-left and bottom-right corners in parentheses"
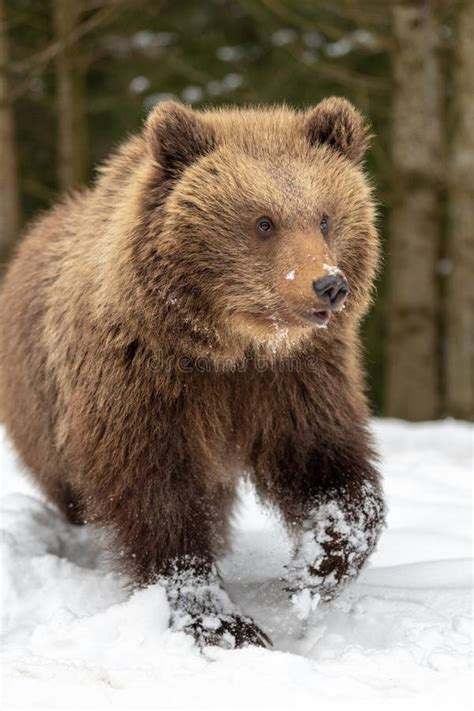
top-left (0, 98), bottom-right (385, 649)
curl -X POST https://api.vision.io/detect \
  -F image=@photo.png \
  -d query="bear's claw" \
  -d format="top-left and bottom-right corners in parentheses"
top-left (183, 613), bottom-right (272, 650)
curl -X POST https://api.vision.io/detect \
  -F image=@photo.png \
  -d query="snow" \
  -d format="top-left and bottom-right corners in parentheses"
top-left (1, 419), bottom-right (472, 710)
top-left (323, 262), bottom-right (343, 277)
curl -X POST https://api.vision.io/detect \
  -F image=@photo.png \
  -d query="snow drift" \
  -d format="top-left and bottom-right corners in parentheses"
top-left (1, 419), bottom-right (472, 709)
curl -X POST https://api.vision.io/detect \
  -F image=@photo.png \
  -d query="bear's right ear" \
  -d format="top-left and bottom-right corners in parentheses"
top-left (145, 101), bottom-right (216, 179)
top-left (303, 97), bottom-right (371, 164)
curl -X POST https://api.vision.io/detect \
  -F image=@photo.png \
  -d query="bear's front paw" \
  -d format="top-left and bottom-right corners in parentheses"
top-left (284, 483), bottom-right (385, 603)
top-left (162, 557), bottom-right (272, 649)
top-left (174, 612), bottom-right (271, 649)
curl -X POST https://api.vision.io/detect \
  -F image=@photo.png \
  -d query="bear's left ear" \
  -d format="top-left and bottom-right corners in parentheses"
top-left (145, 101), bottom-right (216, 179)
top-left (304, 97), bottom-right (371, 164)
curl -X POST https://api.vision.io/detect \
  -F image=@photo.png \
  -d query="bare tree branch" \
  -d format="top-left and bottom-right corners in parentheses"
top-left (9, 0), bottom-right (132, 101)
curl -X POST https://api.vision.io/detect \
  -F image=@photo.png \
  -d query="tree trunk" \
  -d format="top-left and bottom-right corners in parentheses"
top-left (445, 0), bottom-right (474, 421)
top-left (53, 0), bottom-right (87, 191)
top-left (386, 1), bottom-right (443, 420)
top-left (0, 0), bottom-right (20, 271)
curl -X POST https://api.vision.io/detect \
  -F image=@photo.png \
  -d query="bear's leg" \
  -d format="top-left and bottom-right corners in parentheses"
top-left (253, 431), bottom-right (385, 604)
top-left (41, 476), bottom-right (85, 525)
top-left (282, 477), bottom-right (385, 602)
top-left (82, 476), bottom-right (270, 649)
top-left (161, 555), bottom-right (271, 649)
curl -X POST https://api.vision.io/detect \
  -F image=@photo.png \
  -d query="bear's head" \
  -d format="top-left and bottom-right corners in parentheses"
top-left (136, 99), bottom-right (378, 356)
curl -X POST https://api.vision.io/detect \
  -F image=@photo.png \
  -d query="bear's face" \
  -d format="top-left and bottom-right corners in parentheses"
top-left (144, 99), bottom-right (378, 352)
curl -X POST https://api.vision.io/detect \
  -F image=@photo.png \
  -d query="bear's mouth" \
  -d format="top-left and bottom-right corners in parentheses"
top-left (298, 309), bottom-right (331, 327)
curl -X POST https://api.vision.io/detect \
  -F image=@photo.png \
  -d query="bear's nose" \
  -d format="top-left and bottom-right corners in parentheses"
top-left (312, 274), bottom-right (350, 309)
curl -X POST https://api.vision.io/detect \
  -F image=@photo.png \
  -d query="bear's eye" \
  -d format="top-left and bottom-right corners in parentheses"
top-left (256, 217), bottom-right (275, 236)
top-left (320, 213), bottom-right (330, 236)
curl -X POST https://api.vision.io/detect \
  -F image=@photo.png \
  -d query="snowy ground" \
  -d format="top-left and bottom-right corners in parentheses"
top-left (1, 419), bottom-right (472, 710)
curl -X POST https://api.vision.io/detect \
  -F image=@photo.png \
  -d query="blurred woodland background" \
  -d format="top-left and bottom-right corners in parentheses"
top-left (0, 0), bottom-right (473, 420)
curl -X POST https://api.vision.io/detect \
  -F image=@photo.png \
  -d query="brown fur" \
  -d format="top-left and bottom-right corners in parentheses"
top-left (0, 98), bottom-right (385, 648)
